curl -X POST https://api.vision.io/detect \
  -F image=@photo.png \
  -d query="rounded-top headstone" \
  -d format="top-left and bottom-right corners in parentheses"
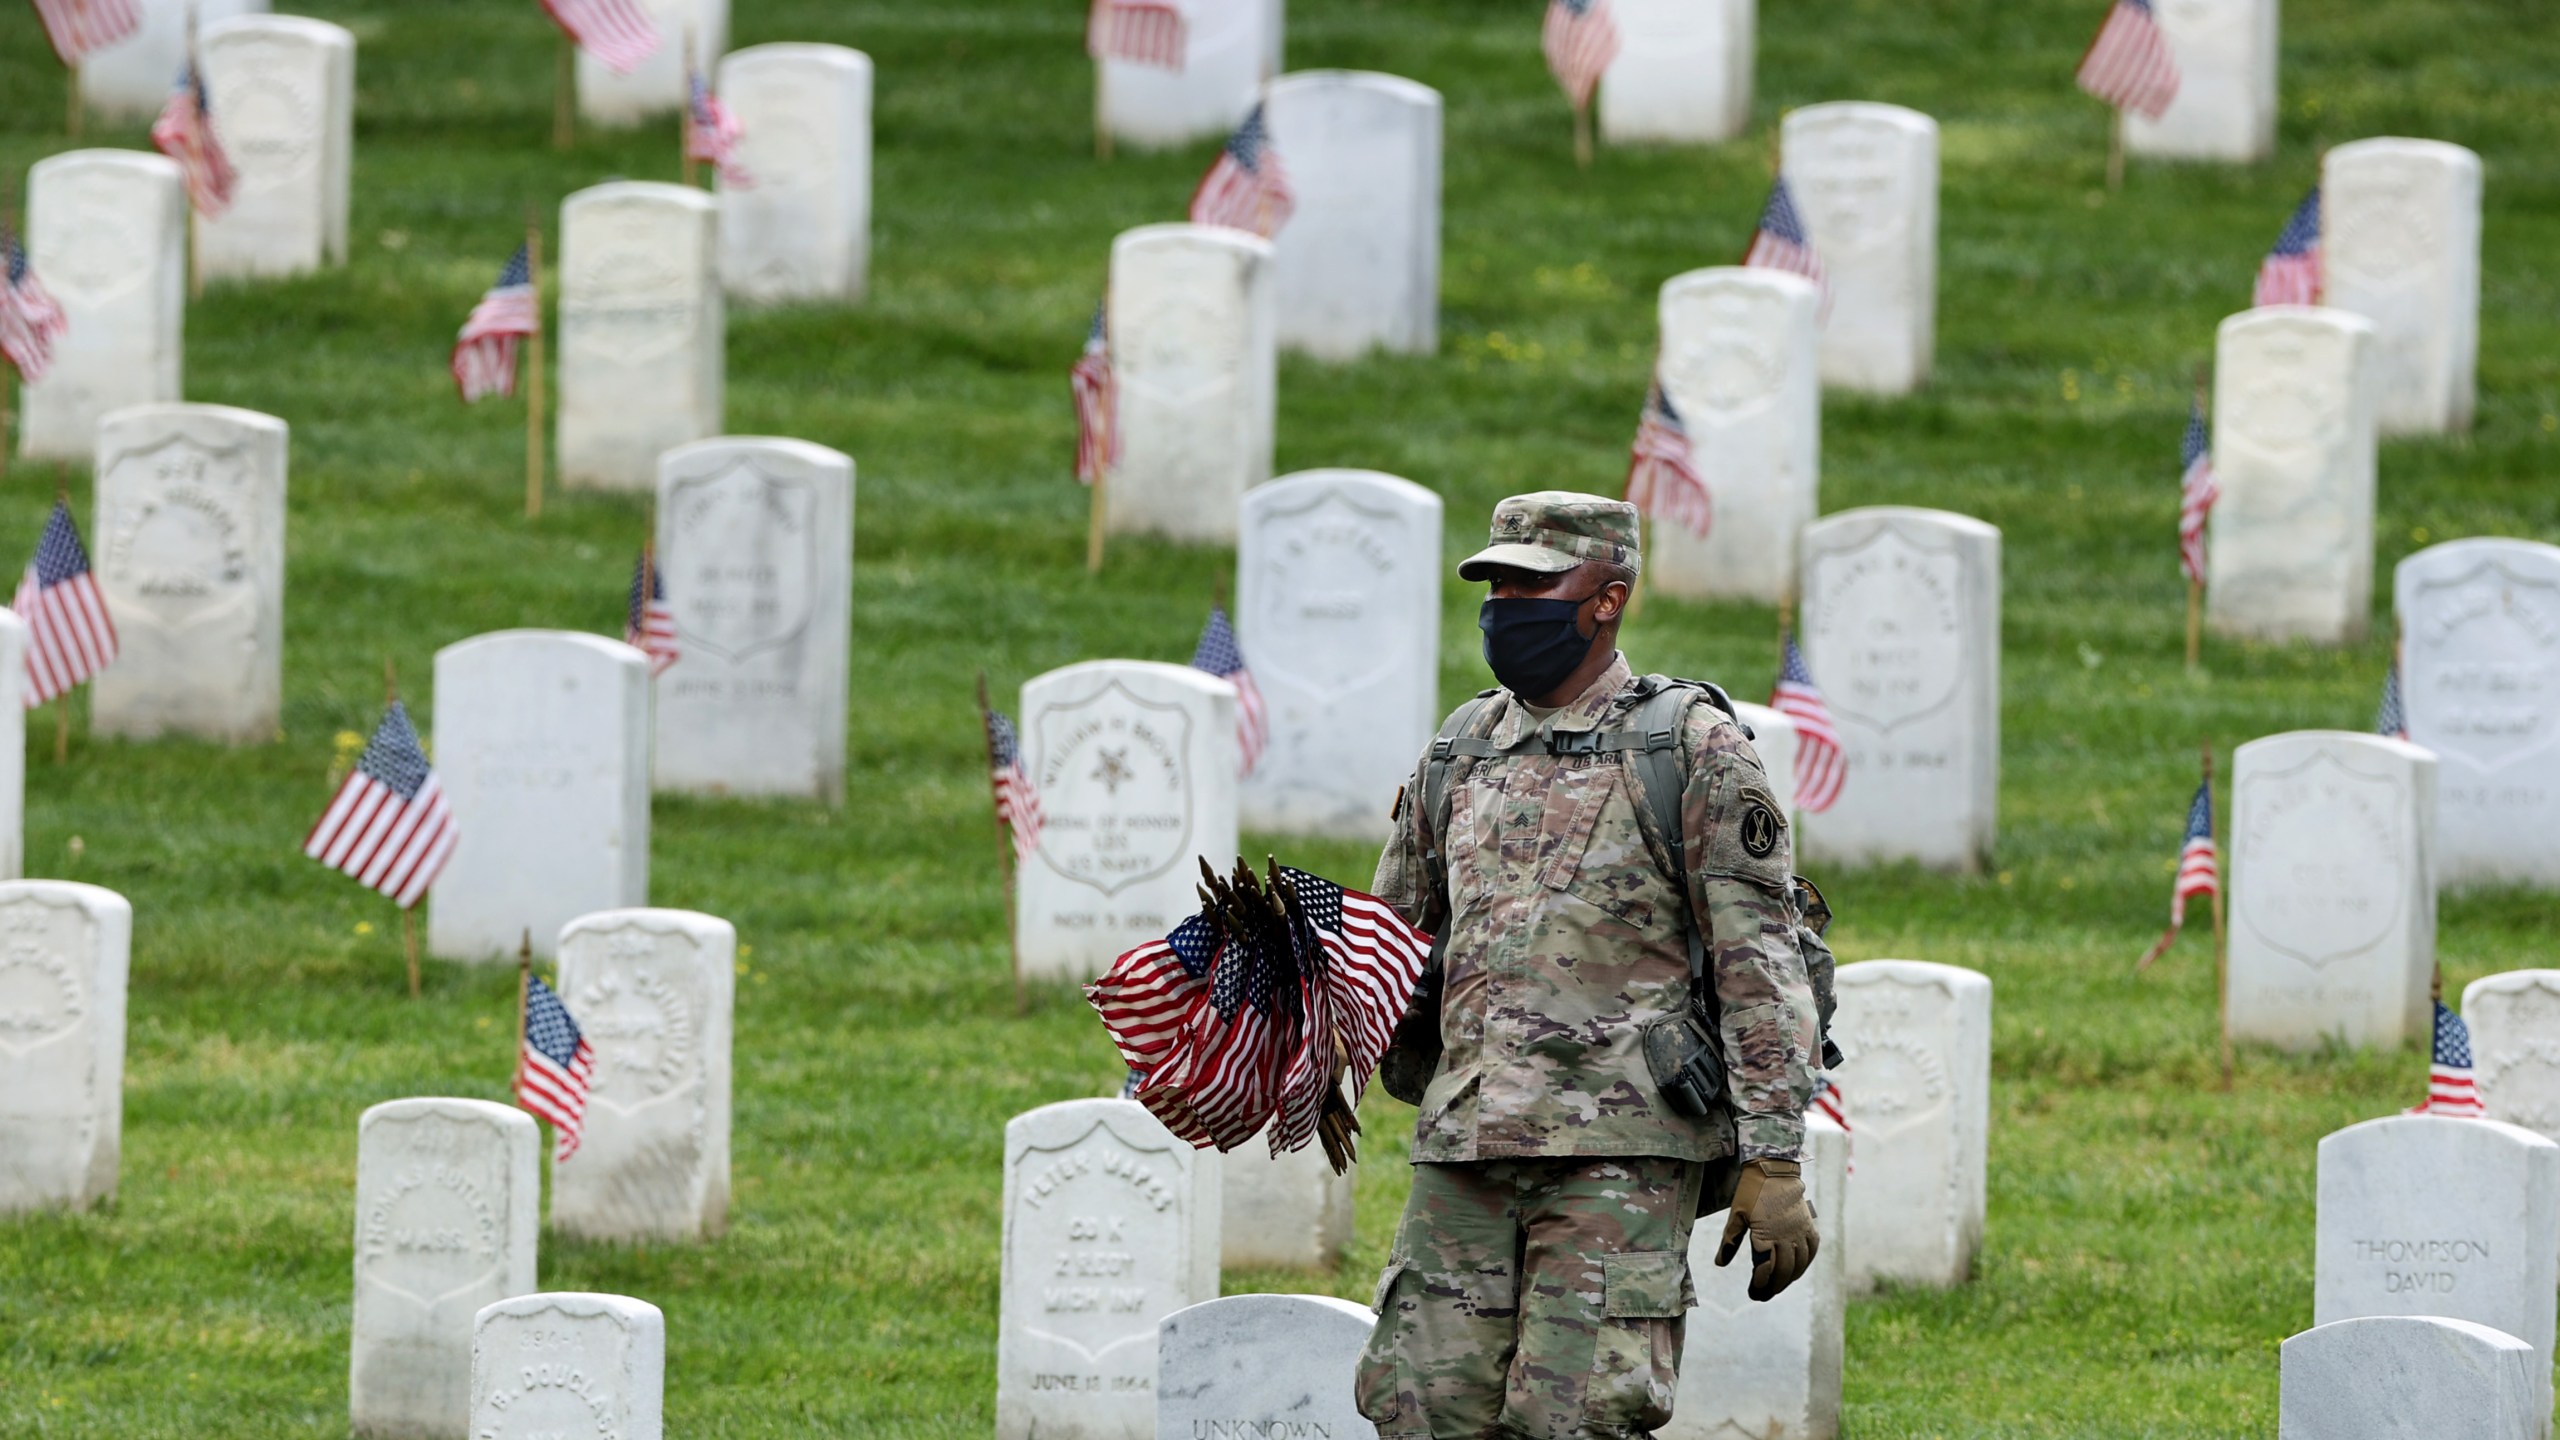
top-left (2322, 138), bottom-right (2483, 437)
top-left (1155, 1294), bottom-right (1378, 1440)
top-left (196, 14), bottom-right (356, 279)
top-left (2280, 1316), bottom-right (2541, 1440)
top-left (1106, 223), bottom-right (1278, 545)
top-left (1262, 70), bottom-right (1442, 360)
top-left (0, 880), bottom-right (133, 1215)
top-left (1781, 102), bottom-right (1938, 395)
top-left (1650, 265), bottom-right (1822, 604)
top-left (2207, 304), bottom-right (2381, 647)
top-left (2122, 0), bottom-right (2278, 162)
top-left (79, 0), bottom-right (271, 120)
top-left (2393, 538), bottom-right (2560, 889)
top-left (470, 1292), bottom-right (664, 1440)
top-left (19, 148), bottom-right (187, 462)
top-left (2465, 970), bottom-right (2560, 1143)
top-left (575, 0), bottom-right (726, 127)
top-left (1098, 0), bottom-right (1278, 149)
top-left (1598, 0), bottom-right (1753, 145)
top-left (1831, 959), bottom-right (1991, 1291)
top-left (716, 43), bottom-right (872, 304)
top-left (558, 181), bottom-right (724, 492)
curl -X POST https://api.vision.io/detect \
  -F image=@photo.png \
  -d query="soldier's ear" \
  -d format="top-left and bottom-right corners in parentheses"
top-left (1595, 580), bottom-right (1631, 623)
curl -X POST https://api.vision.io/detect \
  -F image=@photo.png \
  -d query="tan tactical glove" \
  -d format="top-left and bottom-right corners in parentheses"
top-left (1713, 1158), bottom-right (1818, 1302)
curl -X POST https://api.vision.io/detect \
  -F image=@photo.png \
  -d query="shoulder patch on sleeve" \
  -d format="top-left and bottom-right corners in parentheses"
top-left (1701, 753), bottom-right (1792, 890)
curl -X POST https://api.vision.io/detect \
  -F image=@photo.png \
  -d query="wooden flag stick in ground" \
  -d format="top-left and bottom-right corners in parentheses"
top-left (553, 37), bottom-right (575, 150)
top-left (516, 930), bottom-right (532, 1063)
top-left (1573, 102), bottom-right (1593, 172)
top-left (2205, 739), bottom-right (2231, 1090)
top-left (679, 30), bottom-right (698, 187)
top-left (524, 212), bottom-right (547, 520)
top-left (1085, 457), bottom-right (1110, 574)
top-left (974, 671), bottom-right (1024, 1014)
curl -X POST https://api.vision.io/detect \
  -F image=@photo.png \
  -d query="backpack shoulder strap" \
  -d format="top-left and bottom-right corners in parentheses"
top-left (1418, 691), bottom-right (1505, 928)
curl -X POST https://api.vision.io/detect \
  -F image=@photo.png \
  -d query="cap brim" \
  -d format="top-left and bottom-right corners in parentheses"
top-left (1456, 543), bottom-right (1583, 582)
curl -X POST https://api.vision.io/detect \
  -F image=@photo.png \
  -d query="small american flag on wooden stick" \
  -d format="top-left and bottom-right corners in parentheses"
top-left (2, 221), bottom-right (70, 385)
top-left (2137, 775), bottom-right (2218, 970)
top-left (985, 706), bottom-right (1044, 863)
top-left (1541, 0), bottom-right (1620, 112)
top-left (303, 700), bottom-right (458, 909)
top-left (1771, 634), bottom-right (1844, 814)
top-left (2408, 1000), bottom-right (2485, 1118)
top-left (1088, 0), bottom-right (1185, 70)
top-left (29, 0), bottom-right (140, 66)
top-left (2177, 392), bottom-right (2218, 588)
top-left (2253, 188), bottom-right (2322, 308)
top-left (539, 0), bottom-right (660, 75)
top-left (687, 65), bottom-right (752, 188)
top-left (15, 500), bottom-right (116, 707)
top-left (452, 243), bottom-right (538, 403)
top-left (1625, 374), bottom-right (1712, 539)
top-left (151, 57), bottom-right (237, 218)
top-left (1190, 103), bottom-right (1294, 239)
top-left (2075, 0), bottom-right (2180, 121)
top-left (517, 975), bottom-right (596, 1159)
top-left (1191, 605), bottom-right (1265, 777)
top-left (625, 547), bottom-right (679, 677)
top-left (1071, 302), bottom-right (1118, 486)
top-left (1742, 177), bottom-right (1830, 316)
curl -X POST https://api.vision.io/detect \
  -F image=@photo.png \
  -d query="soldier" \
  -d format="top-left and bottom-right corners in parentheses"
top-left (1357, 492), bottom-right (1820, 1440)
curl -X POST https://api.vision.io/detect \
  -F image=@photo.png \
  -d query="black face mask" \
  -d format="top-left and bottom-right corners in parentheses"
top-left (1479, 596), bottom-right (1594, 700)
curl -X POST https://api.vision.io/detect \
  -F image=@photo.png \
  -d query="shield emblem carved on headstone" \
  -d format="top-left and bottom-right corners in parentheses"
top-left (214, 54), bottom-right (319, 187)
top-left (1795, 136), bottom-right (1904, 255)
top-left (100, 435), bottom-right (259, 632)
top-left (667, 464), bottom-right (819, 664)
top-left (2405, 565), bottom-right (2560, 772)
top-left (1123, 255), bottom-right (1246, 406)
top-left (38, 174), bottom-right (153, 306)
top-left (1032, 679), bottom-right (1196, 897)
top-left (2328, 168), bottom-right (2437, 287)
top-left (2236, 750), bottom-right (2407, 968)
top-left (355, 1114), bottom-right (509, 1312)
top-left (1248, 488), bottom-right (1406, 698)
top-left (1842, 1025), bottom-right (1949, 1143)
top-left (1664, 296), bottom-right (1787, 424)
top-left (569, 219), bottom-right (695, 365)
top-left (1806, 527), bottom-right (1968, 734)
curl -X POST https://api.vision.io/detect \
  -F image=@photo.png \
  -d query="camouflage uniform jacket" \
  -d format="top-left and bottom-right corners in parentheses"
top-left (1373, 653), bottom-right (1817, 1164)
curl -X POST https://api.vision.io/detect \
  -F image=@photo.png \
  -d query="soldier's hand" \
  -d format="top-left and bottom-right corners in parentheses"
top-left (1713, 1159), bottom-right (1817, 1302)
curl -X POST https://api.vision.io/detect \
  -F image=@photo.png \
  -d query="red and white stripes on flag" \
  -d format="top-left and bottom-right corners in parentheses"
top-left (539, 0), bottom-right (661, 75)
top-left (2409, 1001), bottom-right (2485, 1119)
top-left (29, 0), bottom-right (141, 66)
top-left (1071, 302), bottom-right (1119, 486)
top-left (1541, 0), bottom-right (1621, 112)
top-left (1811, 1073), bottom-right (1851, 1174)
top-left (2177, 392), bottom-right (2217, 588)
top-left (3, 223), bottom-right (71, 386)
top-left (687, 68), bottom-right (753, 188)
top-left (302, 700), bottom-right (458, 909)
top-left (2253, 187), bottom-right (2323, 308)
top-left (1771, 635), bottom-right (1845, 814)
top-left (1189, 103), bottom-right (1294, 239)
top-left (452, 243), bottom-right (538, 403)
top-left (624, 548), bottom-right (679, 677)
top-left (2137, 776), bottom-right (2217, 970)
top-left (14, 500), bottom-right (117, 707)
top-left (1741, 176), bottom-right (1831, 319)
top-left (984, 707), bottom-right (1044, 864)
top-left (517, 975), bottom-right (597, 1159)
top-left (1625, 375), bottom-right (1712, 539)
top-left (151, 59), bottom-right (237, 219)
top-left (1087, 0), bottom-right (1185, 70)
top-left (2075, 0), bottom-right (2179, 120)
top-left (1190, 606), bottom-right (1266, 777)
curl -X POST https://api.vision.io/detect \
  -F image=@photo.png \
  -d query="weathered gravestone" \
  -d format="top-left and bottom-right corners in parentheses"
top-left (2322, 139), bottom-right (2482, 437)
top-left (1220, 1141), bottom-right (1352, 1271)
top-left (652, 437), bottom-right (853, 802)
top-left (88, 402), bottom-right (287, 744)
top-left (1796, 507), bottom-right (2001, 872)
top-left (1098, 0), bottom-right (1279, 150)
top-left (18, 150), bottom-right (185, 463)
top-left (550, 908), bottom-right (733, 1242)
top-left (2464, 971), bottom-right (2560, 1145)
top-left (576, 0), bottom-right (723, 126)
top-left (2228, 731), bottom-right (2435, 1051)
top-left (2122, 0), bottom-right (2278, 163)
top-left (1599, 0), bottom-right (1753, 145)
top-left (1106, 224), bottom-right (1277, 545)
top-left (1650, 266), bottom-right (1821, 605)
top-left (2315, 1115), bottom-right (2560, 1422)
top-left (428, 631), bottom-right (651, 962)
top-left (469, 1293), bottom-right (664, 1440)
top-left (998, 1098), bottom-right (1221, 1440)
top-left (716, 44), bottom-right (871, 305)
top-left (1831, 959), bottom-right (1990, 1291)
top-left (2394, 538), bottom-right (2560, 889)
top-left (196, 15), bottom-right (354, 281)
top-left (1157, 1294), bottom-right (1374, 1440)
top-left (350, 1098), bottom-right (539, 1440)
top-left (1016, 662), bottom-right (1239, 981)
top-left (2207, 305), bottom-right (2379, 646)
top-left (1782, 103), bottom-right (1937, 395)
top-left (77, 0), bottom-right (267, 120)
top-left (1731, 699), bottom-right (1800, 820)
top-left (1236, 469), bottom-right (1439, 840)
top-left (558, 182), bottom-right (723, 492)
top-left (1262, 71), bottom-right (1441, 360)
top-left (2281, 1316), bottom-right (2543, 1440)
top-left (0, 613), bottom-right (24, 880)
top-left (0, 881), bottom-right (132, 1215)
top-left (1666, 1112), bottom-right (1846, 1440)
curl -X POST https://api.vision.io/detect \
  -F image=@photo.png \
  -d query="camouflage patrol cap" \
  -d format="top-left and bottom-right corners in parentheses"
top-left (1456, 491), bottom-right (1644, 581)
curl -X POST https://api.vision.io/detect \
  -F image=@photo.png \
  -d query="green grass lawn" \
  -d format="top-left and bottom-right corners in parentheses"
top-left (6, 0), bottom-right (2560, 1434)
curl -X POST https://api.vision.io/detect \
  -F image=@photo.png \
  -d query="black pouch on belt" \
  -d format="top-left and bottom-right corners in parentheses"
top-left (1641, 1009), bottom-right (1728, 1119)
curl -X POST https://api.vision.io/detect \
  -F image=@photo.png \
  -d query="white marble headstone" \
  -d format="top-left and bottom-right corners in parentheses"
top-left (86, 402), bottom-right (288, 744)
top-left (2464, 971), bottom-right (2560, 1146)
top-left (350, 1098), bottom-right (539, 1440)
top-left (0, 881), bottom-right (132, 1215)
top-left (0, 614), bottom-right (25, 880)
top-left (2228, 731), bottom-right (2435, 1051)
top-left (196, 15), bottom-right (355, 281)
top-left (998, 1099), bottom-right (1221, 1440)
top-left (1649, 266), bottom-right (1821, 604)
top-left (18, 150), bottom-right (186, 463)
top-left (1219, 1140), bottom-right (1353, 1271)
top-left (1599, 0), bottom-right (1752, 144)
top-left (575, 0), bottom-right (723, 126)
top-left (2280, 1316), bottom-right (2542, 1440)
top-left (1263, 71), bottom-right (1441, 360)
top-left (2207, 305), bottom-right (2379, 646)
top-left (77, 0), bottom-right (268, 120)
top-left (2122, 0), bottom-right (2278, 162)
top-left (1156, 1294), bottom-right (1374, 1440)
top-left (1098, 0), bottom-right (1279, 149)
top-left (469, 1293), bottom-right (664, 1440)
top-left (2393, 539), bottom-right (2560, 889)
top-left (717, 44), bottom-right (871, 305)
top-left (549, 908), bottom-right (733, 1242)
top-left (652, 437), bottom-right (853, 801)
top-left (1236, 469), bottom-right (1440, 840)
top-left (1831, 960), bottom-right (1990, 1291)
top-left (2322, 139), bottom-right (2482, 437)
top-left (1666, 1112), bottom-right (1846, 1440)
top-left (1017, 662), bottom-right (1238, 981)
top-left (2315, 1115), bottom-right (2560, 1422)
top-left (1731, 700), bottom-right (1800, 821)
top-left (428, 631), bottom-right (651, 962)
top-left (1106, 224), bottom-right (1277, 545)
top-left (558, 182), bottom-right (724, 492)
top-left (1796, 507), bottom-right (2001, 872)
top-left (1783, 103), bottom-right (1938, 395)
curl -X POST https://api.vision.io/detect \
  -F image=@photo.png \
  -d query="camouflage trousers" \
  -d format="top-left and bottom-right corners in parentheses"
top-left (1355, 1157), bottom-right (1704, 1440)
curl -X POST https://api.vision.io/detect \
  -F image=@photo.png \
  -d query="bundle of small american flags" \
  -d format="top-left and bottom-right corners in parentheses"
top-left (624, 548), bottom-right (679, 677)
top-left (15, 500), bottom-right (117, 708)
top-left (1624, 375), bottom-right (1712, 539)
top-left (29, 0), bottom-right (140, 67)
top-left (1088, 859), bottom-right (1430, 1171)
top-left (539, 0), bottom-right (660, 75)
top-left (1070, 302), bottom-right (1118, 486)
top-left (1541, 0), bottom-right (1620, 113)
top-left (1742, 177), bottom-right (1829, 315)
top-left (451, 243), bottom-right (539, 403)
top-left (2376, 657), bottom-right (2408, 741)
top-left (1190, 103), bottom-right (1294, 239)
top-left (2137, 775), bottom-right (2217, 970)
top-left (1771, 634), bottom-right (1845, 814)
top-left (2, 222), bottom-right (70, 386)
top-left (151, 58), bottom-right (237, 219)
top-left (2074, 0), bottom-right (2179, 122)
top-left (687, 67), bottom-right (752, 188)
top-left (1191, 605), bottom-right (1265, 777)
top-left (2176, 393), bottom-right (2218, 589)
top-left (2254, 188), bottom-right (2323, 308)
top-left (517, 974), bottom-right (596, 1159)
top-left (1087, 0), bottom-right (1185, 70)
top-left (302, 701), bottom-right (458, 910)
top-left (984, 706), bottom-right (1044, 862)
top-left (2407, 1000), bottom-right (2485, 1119)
